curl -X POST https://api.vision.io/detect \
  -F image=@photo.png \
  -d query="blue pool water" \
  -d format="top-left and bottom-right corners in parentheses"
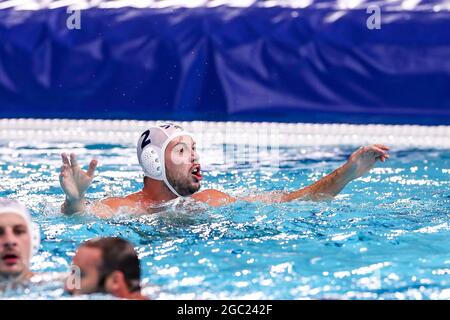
top-left (0, 141), bottom-right (449, 299)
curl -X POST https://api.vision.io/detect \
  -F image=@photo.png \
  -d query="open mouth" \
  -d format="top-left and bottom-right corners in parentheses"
top-left (191, 165), bottom-right (202, 181)
top-left (1, 253), bottom-right (19, 265)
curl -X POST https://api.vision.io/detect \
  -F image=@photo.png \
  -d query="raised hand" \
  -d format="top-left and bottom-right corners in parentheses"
top-left (59, 153), bottom-right (98, 202)
top-left (343, 144), bottom-right (390, 180)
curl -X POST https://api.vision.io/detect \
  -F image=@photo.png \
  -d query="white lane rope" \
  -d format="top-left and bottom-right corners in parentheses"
top-left (0, 118), bottom-right (449, 148)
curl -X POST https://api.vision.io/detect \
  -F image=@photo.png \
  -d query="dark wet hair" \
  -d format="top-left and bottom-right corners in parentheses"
top-left (82, 237), bottom-right (141, 293)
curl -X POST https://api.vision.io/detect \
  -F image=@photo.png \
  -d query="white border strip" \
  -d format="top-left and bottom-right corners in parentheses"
top-left (0, 118), bottom-right (450, 148)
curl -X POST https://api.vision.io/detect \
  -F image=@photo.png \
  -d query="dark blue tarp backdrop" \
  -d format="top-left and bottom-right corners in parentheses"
top-left (0, 4), bottom-right (449, 124)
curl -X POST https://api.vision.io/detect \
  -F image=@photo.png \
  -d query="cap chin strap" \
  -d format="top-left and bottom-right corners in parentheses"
top-left (163, 177), bottom-right (183, 198)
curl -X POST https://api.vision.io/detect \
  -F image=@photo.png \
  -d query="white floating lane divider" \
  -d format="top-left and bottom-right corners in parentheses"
top-left (0, 118), bottom-right (449, 148)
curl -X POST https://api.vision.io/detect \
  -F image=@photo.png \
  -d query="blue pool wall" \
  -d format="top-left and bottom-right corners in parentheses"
top-left (0, 3), bottom-right (449, 125)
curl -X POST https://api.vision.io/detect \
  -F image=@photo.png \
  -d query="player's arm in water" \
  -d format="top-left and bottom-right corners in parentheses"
top-left (192, 144), bottom-right (390, 206)
top-left (59, 145), bottom-right (389, 214)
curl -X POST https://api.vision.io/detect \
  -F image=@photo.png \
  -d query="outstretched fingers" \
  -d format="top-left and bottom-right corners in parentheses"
top-left (70, 153), bottom-right (78, 169)
top-left (59, 164), bottom-right (70, 186)
top-left (370, 146), bottom-right (387, 156)
top-left (87, 159), bottom-right (98, 177)
top-left (374, 144), bottom-right (390, 151)
top-left (369, 145), bottom-right (390, 162)
top-left (61, 153), bottom-right (70, 166)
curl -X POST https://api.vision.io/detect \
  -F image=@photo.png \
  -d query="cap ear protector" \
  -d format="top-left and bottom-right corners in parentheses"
top-left (0, 198), bottom-right (41, 258)
top-left (139, 143), bottom-right (163, 180)
top-left (137, 123), bottom-right (195, 197)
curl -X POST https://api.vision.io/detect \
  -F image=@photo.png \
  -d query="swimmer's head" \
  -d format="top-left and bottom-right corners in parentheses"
top-left (137, 123), bottom-right (201, 197)
top-left (67, 237), bottom-right (141, 298)
top-left (0, 199), bottom-right (40, 279)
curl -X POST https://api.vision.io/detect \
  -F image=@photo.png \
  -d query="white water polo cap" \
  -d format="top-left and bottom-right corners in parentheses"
top-left (137, 123), bottom-right (194, 197)
top-left (0, 198), bottom-right (40, 256)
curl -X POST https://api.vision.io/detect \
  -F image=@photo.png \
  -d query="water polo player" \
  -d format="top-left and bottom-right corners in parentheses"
top-left (0, 199), bottom-right (40, 287)
top-left (59, 123), bottom-right (389, 216)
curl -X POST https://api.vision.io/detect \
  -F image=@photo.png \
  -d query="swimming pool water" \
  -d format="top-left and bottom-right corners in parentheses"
top-left (0, 141), bottom-right (449, 299)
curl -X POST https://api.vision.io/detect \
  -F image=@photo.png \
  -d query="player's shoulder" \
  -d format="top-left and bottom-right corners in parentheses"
top-left (100, 196), bottom-right (136, 208)
top-left (191, 189), bottom-right (235, 206)
top-left (192, 189), bottom-right (227, 199)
